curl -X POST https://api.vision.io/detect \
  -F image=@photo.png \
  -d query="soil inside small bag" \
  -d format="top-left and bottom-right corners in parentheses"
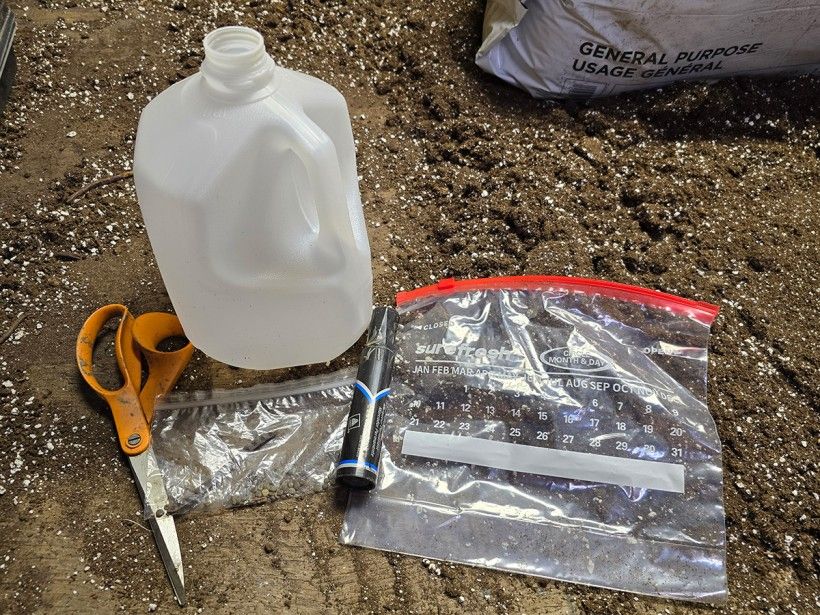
top-left (151, 370), bottom-right (356, 515)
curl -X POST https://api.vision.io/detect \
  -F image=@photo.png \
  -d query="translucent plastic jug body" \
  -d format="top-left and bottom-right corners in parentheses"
top-left (134, 27), bottom-right (372, 369)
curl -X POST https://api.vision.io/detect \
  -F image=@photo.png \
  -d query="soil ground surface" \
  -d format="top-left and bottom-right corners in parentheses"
top-left (0, 1), bottom-right (818, 614)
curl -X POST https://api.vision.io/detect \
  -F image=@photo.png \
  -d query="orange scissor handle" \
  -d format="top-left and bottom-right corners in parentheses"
top-left (132, 312), bottom-right (194, 422)
top-left (76, 305), bottom-right (195, 455)
top-left (76, 304), bottom-right (149, 455)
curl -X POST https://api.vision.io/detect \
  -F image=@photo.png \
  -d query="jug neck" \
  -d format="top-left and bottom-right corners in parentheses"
top-left (200, 26), bottom-right (277, 102)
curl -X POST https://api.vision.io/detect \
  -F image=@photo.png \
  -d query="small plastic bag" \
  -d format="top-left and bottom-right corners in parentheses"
top-left (341, 277), bottom-right (725, 602)
top-left (150, 369), bottom-right (355, 515)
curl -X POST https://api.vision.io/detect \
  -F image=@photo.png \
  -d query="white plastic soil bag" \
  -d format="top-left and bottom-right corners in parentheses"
top-left (476, 0), bottom-right (820, 98)
top-left (341, 277), bottom-right (726, 602)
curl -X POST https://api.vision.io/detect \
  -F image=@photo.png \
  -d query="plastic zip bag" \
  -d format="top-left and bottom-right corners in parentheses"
top-left (150, 369), bottom-right (355, 515)
top-left (341, 277), bottom-right (725, 602)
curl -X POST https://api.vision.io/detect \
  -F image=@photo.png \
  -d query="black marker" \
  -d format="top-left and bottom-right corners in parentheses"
top-left (335, 307), bottom-right (398, 490)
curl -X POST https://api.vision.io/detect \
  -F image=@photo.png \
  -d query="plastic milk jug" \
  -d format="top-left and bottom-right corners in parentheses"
top-left (134, 27), bottom-right (372, 369)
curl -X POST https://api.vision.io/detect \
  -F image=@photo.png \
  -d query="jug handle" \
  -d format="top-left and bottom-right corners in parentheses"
top-left (276, 102), bottom-right (357, 246)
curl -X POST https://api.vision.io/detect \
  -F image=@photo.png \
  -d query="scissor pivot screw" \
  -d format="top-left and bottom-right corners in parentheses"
top-left (127, 434), bottom-right (142, 447)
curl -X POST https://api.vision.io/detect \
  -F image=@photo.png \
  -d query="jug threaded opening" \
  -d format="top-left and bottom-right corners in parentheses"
top-left (201, 26), bottom-right (276, 99)
top-left (204, 26), bottom-right (265, 68)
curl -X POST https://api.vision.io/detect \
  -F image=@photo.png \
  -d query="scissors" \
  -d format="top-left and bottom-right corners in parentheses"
top-left (76, 304), bottom-right (194, 607)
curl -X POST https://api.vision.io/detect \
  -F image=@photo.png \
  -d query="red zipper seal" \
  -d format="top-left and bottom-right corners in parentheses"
top-left (396, 276), bottom-right (719, 325)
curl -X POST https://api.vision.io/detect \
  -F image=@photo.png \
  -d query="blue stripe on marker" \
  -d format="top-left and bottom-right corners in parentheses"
top-left (336, 459), bottom-right (379, 473)
top-left (354, 381), bottom-right (374, 402)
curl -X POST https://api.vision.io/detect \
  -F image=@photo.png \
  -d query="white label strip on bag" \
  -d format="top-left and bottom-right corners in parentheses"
top-left (401, 431), bottom-right (685, 493)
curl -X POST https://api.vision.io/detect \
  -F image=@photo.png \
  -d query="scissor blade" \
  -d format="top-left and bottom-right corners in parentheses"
top-left (148, 514), bottom-right (186, 607)
top-left (128, 450), bottom-right (187, 607)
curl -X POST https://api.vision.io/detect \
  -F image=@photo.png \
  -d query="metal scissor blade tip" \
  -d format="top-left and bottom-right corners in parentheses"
top-left (129, 450), bottom-right (186, 606)
top-left (149, 514), bottom-right (186, 607)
